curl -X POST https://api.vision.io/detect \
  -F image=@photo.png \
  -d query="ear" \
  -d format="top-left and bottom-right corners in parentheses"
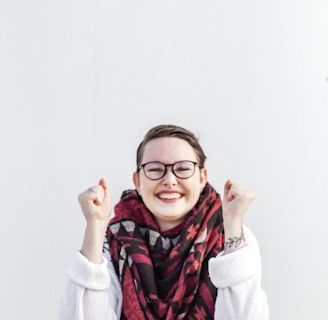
top-left (133, 171), bottom-right (141, 193)
top-left (200, 167), bottom-right (208, 188)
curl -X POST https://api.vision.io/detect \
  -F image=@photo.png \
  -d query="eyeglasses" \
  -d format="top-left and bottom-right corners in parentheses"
top-left (138, 160), bottom-right (198, 180)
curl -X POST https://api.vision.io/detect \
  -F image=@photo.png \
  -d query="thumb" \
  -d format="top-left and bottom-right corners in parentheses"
top-left (224, 179), bottom-right (234, 201)
top-left (97, 178), bottom-right (110, 209)
top-left (99, 178), bottom-right (108, 191)
top-left (92, 179), bottom-right (107, 205)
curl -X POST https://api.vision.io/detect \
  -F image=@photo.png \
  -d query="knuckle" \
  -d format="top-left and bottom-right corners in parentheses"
top-left (77, 193), bottom-right (84, 202)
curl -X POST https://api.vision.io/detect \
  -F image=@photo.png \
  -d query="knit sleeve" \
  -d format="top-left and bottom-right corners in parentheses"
top-left (209, 226), bottom-right (269, 320)
top-left (58, 251), bottom-right (122, 320)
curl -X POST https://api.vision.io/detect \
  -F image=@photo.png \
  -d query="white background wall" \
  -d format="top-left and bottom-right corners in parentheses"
top-left (1, 1), bottom-right (327, 319)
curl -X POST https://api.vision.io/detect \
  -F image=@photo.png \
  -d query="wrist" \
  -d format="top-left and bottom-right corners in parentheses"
top-left (223, 215), bottom-right (243, 233)
top-left (81, 221), bottom-right (108, 264)
top-left (223, 224), bottom-right (246, 254)
top-left (85, 218), bottom-right (108, 230)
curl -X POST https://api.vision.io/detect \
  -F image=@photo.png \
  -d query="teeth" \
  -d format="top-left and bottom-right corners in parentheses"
top-left (159, 193), bottom-right (181, 199)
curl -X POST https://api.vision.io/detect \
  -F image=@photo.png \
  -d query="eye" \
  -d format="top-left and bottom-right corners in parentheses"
top-left (148, 167), bottom-right (164, 172)
top-left (175, 162), bottom-right (193, 172)
top-left (145, 163), bottom-right (165, 173)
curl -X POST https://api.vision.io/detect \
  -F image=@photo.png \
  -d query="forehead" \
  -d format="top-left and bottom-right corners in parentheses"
top-left (142, 137), bottom-right (197, 163)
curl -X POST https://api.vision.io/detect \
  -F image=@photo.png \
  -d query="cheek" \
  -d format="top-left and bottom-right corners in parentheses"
top-left (137, 179), bottom-right (155, 198)
top-left (192, 187), bottom-right (203, 201)
top-left (192, 173), bottom-right (206, 191)
top-left (191, 182), bottom-right (206, 202)
top-left (185, 181), bottom-right (202, 199)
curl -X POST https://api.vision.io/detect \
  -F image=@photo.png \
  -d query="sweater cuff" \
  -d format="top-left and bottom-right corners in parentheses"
top-left (208, 244), bottom-right (260, 289)
top-left (66, 251), bottom-right (110, 290)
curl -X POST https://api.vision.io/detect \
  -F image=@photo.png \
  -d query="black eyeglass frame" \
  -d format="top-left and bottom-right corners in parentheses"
top-left (137, 160), bottom-right (199, 180)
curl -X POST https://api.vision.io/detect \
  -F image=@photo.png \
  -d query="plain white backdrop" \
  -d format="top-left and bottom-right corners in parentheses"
top-left (1, 1), bottom-right (327, 319)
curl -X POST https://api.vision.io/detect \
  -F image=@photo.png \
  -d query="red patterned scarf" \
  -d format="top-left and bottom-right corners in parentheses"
top-left (107, 183), bottom-right (224, 319)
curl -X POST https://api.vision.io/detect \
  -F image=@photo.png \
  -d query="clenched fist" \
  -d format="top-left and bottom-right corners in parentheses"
top-left (78, 178), bottom-right (112, 223)
top-left (222, 180), bottom-right (256, 223)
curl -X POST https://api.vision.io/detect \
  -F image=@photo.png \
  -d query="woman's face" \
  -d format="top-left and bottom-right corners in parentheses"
top-left (133, 137), bottom-right (207, 231)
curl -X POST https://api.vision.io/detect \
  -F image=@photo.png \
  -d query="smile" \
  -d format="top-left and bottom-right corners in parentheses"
top-left (158, 193), bottom-right (182, 200)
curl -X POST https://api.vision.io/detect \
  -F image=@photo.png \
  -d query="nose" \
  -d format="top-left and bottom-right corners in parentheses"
top-left (162, 166), bottom-right (177, 185)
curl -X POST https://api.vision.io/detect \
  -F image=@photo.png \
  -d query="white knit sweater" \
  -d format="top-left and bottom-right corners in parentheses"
top-left (59, 227), bottom-right (269, 320)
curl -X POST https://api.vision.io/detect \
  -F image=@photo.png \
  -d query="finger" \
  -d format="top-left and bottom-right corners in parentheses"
top-left (78, 187), bottom-right (97, 203)
top-left (88, 187), bottom-right (98, 194)
top-left (81, 184), bottom-right (104, 205)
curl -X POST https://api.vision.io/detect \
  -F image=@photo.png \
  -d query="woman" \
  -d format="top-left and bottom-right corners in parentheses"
top-left (59, 124), bottom-right (269, 319)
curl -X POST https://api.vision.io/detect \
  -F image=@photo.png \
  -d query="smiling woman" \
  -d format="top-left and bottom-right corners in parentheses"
top-left (133, 137), bottom-right (207, 232)
top-left (59, 124), bottom-right (269, 320)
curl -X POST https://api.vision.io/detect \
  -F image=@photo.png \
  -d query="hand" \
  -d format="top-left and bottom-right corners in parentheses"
top-left (222, 180), bottom-right (256, 223)
top-left (78, 178), bottom-right (111, 223)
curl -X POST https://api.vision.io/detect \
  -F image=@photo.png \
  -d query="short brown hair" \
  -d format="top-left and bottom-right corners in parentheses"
top-left (136, 124), bottom-right (207, 169)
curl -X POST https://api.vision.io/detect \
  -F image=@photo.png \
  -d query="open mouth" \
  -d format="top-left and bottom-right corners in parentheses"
top-left (158, 193), bottom-right (182, 200)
